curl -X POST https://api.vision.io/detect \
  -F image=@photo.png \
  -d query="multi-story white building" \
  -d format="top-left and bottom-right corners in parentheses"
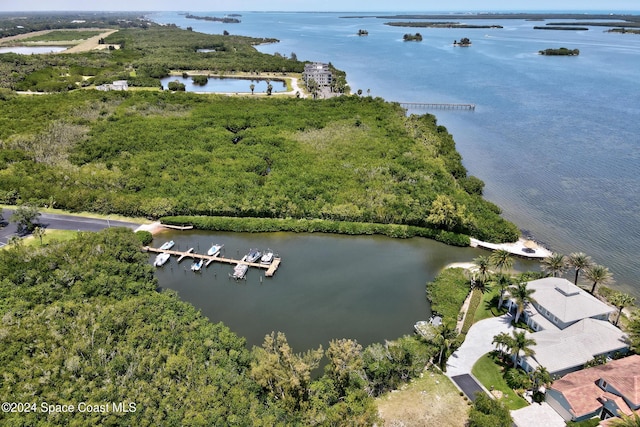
top-left (302, 62), bottom-right (332, 87)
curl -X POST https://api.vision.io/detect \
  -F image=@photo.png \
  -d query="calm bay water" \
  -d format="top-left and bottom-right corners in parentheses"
top-left (151, 11), bottom-right (640, 297)
top-left (151, 230), bottom-right (536, 351)
top-left (159, 75), bottom-right (286, 93)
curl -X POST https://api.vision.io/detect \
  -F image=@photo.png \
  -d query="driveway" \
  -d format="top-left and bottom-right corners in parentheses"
top-left (446, 313), bottom-right (514, 377)
top-left (450, 374), bottom-right (486, 402)
top-left (511, 402), bottom-right (566, 427)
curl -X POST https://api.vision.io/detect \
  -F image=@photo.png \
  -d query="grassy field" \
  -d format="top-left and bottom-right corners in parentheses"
top-left (21, 30), bottom-right (103, 42)
top-left (471, 353), bottom-right (529, 410)
top-left (376, 370), bottom-right (470, 427)
top-left (4, 229), bottom-right (79, 250)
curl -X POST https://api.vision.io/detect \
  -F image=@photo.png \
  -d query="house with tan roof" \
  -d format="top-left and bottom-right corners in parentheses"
top-left (546, 355), bottom-right (640, 423)
top-left (505, 278), bottom-right (628, 376)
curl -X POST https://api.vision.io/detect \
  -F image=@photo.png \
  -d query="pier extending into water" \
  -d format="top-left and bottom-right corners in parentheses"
top-left (144, 246), bottom-right (281, 277)
top-left (398, 102), bottom-right (476, 111)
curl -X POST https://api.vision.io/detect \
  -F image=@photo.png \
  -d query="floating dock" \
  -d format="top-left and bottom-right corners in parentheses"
top-left (144, 246), bottom-right (281, 277)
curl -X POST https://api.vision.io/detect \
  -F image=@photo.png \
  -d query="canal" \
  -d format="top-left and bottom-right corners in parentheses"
top-left (151, 230), bottom-right (537, 351)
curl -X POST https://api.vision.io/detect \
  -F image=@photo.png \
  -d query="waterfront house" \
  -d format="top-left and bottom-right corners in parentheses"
top-left (302, 62), bottom-right (332, 87)
top-left (546, 355), bottom-right (640, 423)
top-left (505, 278), bottom-right (628, 376)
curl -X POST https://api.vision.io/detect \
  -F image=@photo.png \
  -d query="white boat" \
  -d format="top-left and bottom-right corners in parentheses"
top-left (232, 263), bottom-right (248, 279)
top-left (260, 249), bottom-right (274, 265)
top-left (207, 243), bottom-right (223, 256)
top-left (154, 253), bottom-right (171, 267)
top-left (159, 240), bottom-right (175, 250)
top-left (191, 259), bottom-right (204, 271)
top-left (244, 248), bottom-right (261, 263)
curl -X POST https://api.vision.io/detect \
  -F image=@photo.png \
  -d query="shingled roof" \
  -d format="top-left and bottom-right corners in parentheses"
top-left (550, 355), bottom-right (640, 418)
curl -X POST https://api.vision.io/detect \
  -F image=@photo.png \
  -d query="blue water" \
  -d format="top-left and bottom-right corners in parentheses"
top-left (159, 75), bottom-right (286, 93)
top-left (151, 12), bottom-right (640, 296)
top-left (0, 46), bottom-right (67, 54)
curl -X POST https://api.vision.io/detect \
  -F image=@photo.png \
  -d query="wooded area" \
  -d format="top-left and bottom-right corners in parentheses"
top-left (0, 91), bottom-right (518, 242)
top-left (0, 228), bottom-right (452, 425)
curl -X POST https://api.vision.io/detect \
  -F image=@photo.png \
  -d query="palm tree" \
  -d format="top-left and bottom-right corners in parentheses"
top-left (509, 330), bottom-right (536, 367)
top-left (541, 253), bottom-right (567, 277)
top-left (434, 321), bottom-right (458, 369)
top-left (610, 413), bottom-right (640, 427)
top-left (490, 249), bottom-right (514, 274)
top-left (609, 291), bottom-right (636, 326)
top-left (472, 255), bottom-right (492, 290)
top-left (32, 226), bottom-right (45, 245)
top-left (492, 331), bottom-right (512, 355)
top-left (585, 264), bottom-right (613, 295)
top-left (530, 366), bottom-right (551, 391)
top-left (491, 273), bottom-right (512, 309)
top-left (567, 252), bottom-right (593, 286)
top-left (508, 281), bottom-right (536, 324)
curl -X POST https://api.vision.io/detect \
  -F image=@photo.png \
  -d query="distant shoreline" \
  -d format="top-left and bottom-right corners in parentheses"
top-left (340, 13), bottom-right (640, 22)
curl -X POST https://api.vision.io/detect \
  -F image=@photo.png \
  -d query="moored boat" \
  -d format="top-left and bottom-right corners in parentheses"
top-left (191, 259), bottom-right (204, 271)
top-left (207, 243), bottom-right (223, 256)
top-left (260, 249), bottom-right (274, 265)
top-left (154, 252), bottom-right (171, 267)
top-left (232, 263), bottom-right (248, 279)
top-left (159, 240), bottom-right (175, 250)
top-left (244, 248), bottom-right (261, 263)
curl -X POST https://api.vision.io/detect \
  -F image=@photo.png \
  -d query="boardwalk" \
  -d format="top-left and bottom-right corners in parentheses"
top-left (144, 246), bottom-right (281, 277)
top-left (398, 102), bottom-right (476, 111)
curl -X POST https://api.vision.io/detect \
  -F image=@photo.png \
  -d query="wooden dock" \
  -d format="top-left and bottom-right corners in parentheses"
top-left (398, 102), bottom-right (475, 111)
top-left (144, 246), bottom-right (281, 276)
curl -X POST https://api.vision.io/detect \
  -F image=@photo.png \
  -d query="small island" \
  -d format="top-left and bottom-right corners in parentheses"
top-left (534, 26), bottom-right (588, 31)
top-left (185, 14), bottom-right (240, 23)
top-left (387, 21), bottom-right (503, 29)
top-left (357, 29), bottom-right (368, 36)
top-left (403, 33), bottom-right (423, 42)
top-left (539, 47), bottom-right (580, 56)
top-left (454, 37), bottom-right (471, 46)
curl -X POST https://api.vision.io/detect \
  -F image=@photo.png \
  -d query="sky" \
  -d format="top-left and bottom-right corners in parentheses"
top-left (1, 0), bottom-right (639, 13)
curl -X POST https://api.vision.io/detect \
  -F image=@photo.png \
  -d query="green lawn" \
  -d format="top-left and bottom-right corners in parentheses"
top-left (1, 229), bottom-right (79, 251)
top-left (473, 289), bottom-right (507, 323)
top-left (471, 353), bottom-right (529, 410)
top-left (21, 30), bottom-right (103, 42)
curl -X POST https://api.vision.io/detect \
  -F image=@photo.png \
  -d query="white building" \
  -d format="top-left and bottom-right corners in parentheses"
top-left (505, 278), bottom-right (628, 376)
top-left (96, 80), bottom-right (129, 91)
top-left (302, 62), bottom-right (332, 87)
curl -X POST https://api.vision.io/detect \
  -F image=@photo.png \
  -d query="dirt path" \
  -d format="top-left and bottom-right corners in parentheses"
top-left (63, 29), bottom-right (118, 53)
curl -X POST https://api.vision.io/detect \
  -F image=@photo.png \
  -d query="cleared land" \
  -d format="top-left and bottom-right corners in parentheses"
top-left (0, 28), bottom-right (118, 53)
top-left (376, 371), bottom-right (469, 427)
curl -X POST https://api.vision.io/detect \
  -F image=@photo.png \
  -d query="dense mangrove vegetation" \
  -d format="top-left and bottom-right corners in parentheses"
top-left (0, 228), bottom-right (458, 425)
top-left (0, 90), bottom-right (518, 242)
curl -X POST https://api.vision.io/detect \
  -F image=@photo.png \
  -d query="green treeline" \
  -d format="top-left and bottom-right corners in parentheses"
top-left (0, 91), bottom-right (518, 243)
top-left (0, 228), bottom-right (450, 425)
top-left (161, 215), bottom-right (470, 246)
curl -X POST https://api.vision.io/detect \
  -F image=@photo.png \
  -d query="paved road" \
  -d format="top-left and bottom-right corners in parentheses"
top-left (0, 208), bottom-right (139, 247)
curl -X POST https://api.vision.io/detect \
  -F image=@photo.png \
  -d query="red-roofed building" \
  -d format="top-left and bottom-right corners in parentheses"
top-left (546, 355), bottom-right (640, 423)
